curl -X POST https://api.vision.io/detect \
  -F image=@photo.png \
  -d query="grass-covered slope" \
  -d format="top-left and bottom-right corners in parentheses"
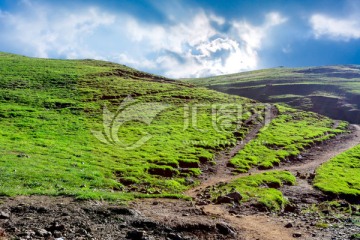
top-left (229, 105), bottom-right (346, 172)
top-left (183, 66), bottom-right (360, 123)
top-left (0, 52), bottom-right (253, 200)
top-left (314, 144), bottom-right (360, 202)
top-left (0, 52), bottom-right (348, 202)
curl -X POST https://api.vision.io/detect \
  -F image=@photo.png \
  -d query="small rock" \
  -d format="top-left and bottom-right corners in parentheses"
top-left (225, 191), bottom-right (243, 203)
top-left (17, 153), bottom-right (30, 158)
top-left (293, 232), bottom-right (302, 238)
top-left (0, 211), bottom-right (10, 219)
top-left (299, 174), bottom-right (307, 179)
top-left (53, 230), bottom-right (62, 238)
top-left (216, 196), bottom-right (233, 204)
top-left (46, 221), bottom-right (65, 232)
top-left (284, 203), bottom-right (298, 213)
top-left (308, 173), bottom-right (316, 179)
top-left (76, 228), bottom-right (88, 235)
top-left (167, 232), bottom-right (184, 240)
top-left (35, 228), bottom-right (49, 237)
top-left (126, 230), bottom-right (144, 239)
top-left (119, 222), bottom-right (128, 228)
top-left (131, 219), bottom-right (157, 229)
top-left (196, 200), bottom-right (208, 206)
top-left (216, 222), bottom-right (235, 235)
top-left (229, 209), bottom-right (237, 214)
top-left (284, 222), bottom-right (293, 228)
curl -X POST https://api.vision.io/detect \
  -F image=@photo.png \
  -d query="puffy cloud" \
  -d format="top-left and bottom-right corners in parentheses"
top-left (310, 14), bottom-right (360, 41)
top-left (0, 1), bottom-right (287, 78)
top-left (123, 11), bottom-right (287, 78)
top-left (0, 1), bottom-right (115, 58)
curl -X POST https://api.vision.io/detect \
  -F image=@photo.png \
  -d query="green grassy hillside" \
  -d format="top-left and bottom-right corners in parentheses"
top-left (0, 53), bottom-right (347, 203)
top-left (0, 52), bottom-right (257, 200)
top-left (183, 66), bottom-right (360, 123)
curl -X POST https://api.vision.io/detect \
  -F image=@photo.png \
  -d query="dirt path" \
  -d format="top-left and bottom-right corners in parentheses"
top-left (203, 204), bottom-right (295, 240)
top-left (283, 124), bottom-right (360, 174)
top-left (187, 124), bottom-right (360, 198)
top-left (186, 105), bottom-right (278, 197)
top-left (184, 123), bottom-right (360, 240)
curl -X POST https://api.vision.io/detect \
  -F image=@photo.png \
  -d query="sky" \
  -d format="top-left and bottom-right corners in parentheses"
top-left (0, 0), bottom-right (360, 78)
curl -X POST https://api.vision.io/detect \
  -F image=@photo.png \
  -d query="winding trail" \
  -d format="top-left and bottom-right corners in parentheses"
top-left (185, 105), bottom-right (278, 197)
top-left (187, 124), bottom-right (360, 199)
top-left (184, 122), bottom-right (360, 240)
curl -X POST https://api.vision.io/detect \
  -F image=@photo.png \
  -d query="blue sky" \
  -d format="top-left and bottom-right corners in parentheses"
top-left (0, 0), bottom-right (360, 78)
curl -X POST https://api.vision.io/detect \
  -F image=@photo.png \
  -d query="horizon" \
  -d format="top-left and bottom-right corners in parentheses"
top-left (1, 0), bottom-right (360, 78)
top-left (2, 50), bottom-right (360, 79)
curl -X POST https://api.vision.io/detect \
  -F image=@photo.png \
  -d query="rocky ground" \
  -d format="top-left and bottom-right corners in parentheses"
top-left (0, 196), bottom-right (236, 240)
top-left (1, 195), bottom-right (358, 240)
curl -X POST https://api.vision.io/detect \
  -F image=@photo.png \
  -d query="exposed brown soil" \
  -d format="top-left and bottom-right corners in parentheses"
top-left (0, 196), bottom-right (236, 240)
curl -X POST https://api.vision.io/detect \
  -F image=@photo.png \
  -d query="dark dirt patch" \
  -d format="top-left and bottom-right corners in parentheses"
top-left (0, 196), bottom-right (236, 240)
top-left (294, 67), bottom-right (339, 74)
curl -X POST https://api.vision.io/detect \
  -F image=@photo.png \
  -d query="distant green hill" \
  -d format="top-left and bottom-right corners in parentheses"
top-left (183, 66), bottom-right (360, 123)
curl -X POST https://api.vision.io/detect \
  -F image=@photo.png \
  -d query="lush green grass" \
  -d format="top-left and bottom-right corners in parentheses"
top-left (210, 171), bottom-right (296, 211)
top-left (0, 52), bottom-right (347, 202)
top-left (314, 144), bottom-right (360, 200)
top-left (229, 105), bottom-right (345, 172)
top-left (0, 52), bottom-right (256, 200)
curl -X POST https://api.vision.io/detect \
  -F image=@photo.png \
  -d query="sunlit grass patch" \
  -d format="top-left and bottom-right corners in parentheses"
top-left (314, 144), bottom-right (360, 201)
top-left (210, 171), bottom-right (296, 211)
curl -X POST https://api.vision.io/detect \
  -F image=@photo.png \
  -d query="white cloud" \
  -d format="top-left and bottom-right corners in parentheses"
top-left (0, 1), bottom-right (287, 78)
top-left (0, 1), bottom-right (115, 58)
top-left (265, 12), bottom-right (288, 27)
top-left (123, 11), bottom-right (287, 78)
top-left (310, 14), bottom-right (360, 41)
top-left (114, 53), bottom-right (156, 69)
top-left (209, 13), bottom-right (226, 25)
